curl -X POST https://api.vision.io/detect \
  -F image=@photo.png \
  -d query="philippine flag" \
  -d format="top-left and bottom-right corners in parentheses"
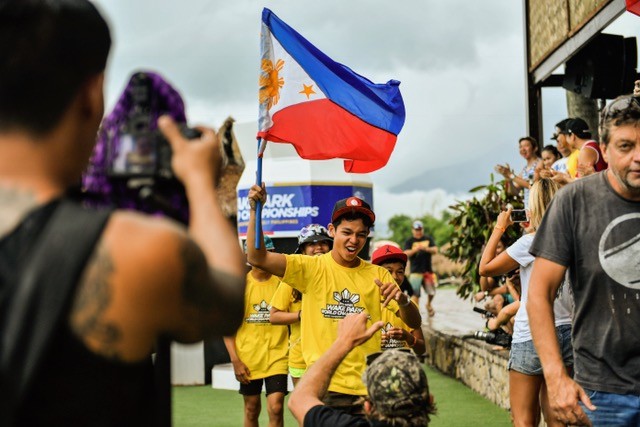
top-left (258, 8), bottom-right (406, 174)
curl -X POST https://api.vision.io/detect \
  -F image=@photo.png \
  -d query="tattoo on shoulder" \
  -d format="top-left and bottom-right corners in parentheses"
top-left (180, 238), bottom-right (217, 311)
top-left (70, 241), bottom-right (124, 360)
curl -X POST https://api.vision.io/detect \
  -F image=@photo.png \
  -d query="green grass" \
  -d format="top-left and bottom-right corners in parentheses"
top-left (173, 366), bottom-right (511, 426)
top-left (424, 365), bottom-right (511, 427)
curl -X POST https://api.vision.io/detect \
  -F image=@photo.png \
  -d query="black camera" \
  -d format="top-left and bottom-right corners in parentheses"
top-left (472, 306), bottom-right (495, 318)
top-left (107, 72), bottom-right (201, 180)
top-left (472, 329), bottom-right (512, 348)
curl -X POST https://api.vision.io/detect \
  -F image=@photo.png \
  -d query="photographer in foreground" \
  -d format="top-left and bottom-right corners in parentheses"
top-left (289, 312), bottom-right (435, 426)
top-left (0, 1), bottom-right (245, 425)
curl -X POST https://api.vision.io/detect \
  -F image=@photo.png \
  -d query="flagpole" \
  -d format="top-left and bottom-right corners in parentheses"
top-left (254, 136), bottom-right (266, 249)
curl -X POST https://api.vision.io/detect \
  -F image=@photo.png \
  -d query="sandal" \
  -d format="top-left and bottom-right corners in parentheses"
top-left (427, 305), bottom-right (435, 317)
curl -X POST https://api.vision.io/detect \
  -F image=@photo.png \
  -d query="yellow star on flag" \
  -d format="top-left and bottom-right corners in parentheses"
top-left (299, 84), bottom-right (316, 99)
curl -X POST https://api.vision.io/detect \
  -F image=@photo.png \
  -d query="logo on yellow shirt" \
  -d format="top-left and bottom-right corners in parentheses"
top-left (246, 300), bottom-right (272, 324)
top-left (381, 322), bottom-right (404, 349)
top-left (320, 289), bottom-right (365, 319)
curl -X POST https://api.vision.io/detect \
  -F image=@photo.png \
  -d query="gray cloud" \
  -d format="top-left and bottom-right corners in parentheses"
top-left (92, 0), bottom-right (640, 210)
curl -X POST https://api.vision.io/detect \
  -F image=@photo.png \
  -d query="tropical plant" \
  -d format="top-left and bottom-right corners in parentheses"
top-left (445, 175), bottom-right (524, 299)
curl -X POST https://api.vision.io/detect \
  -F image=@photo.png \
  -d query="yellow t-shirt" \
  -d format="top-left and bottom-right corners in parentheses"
top-left (282, 252), bottom-right (400, 395)
top-left (269, 282), bottom-right (304, 369)
top-left (235, 272), bottom-right (289, 380)
top-left (381, 303), bottom-right (415, 350)
top-left (567, 149), bottom-right (579, 178)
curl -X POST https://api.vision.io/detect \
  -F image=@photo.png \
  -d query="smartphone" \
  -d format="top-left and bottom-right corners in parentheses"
top-left (510, 209), bottom-right (527, 222)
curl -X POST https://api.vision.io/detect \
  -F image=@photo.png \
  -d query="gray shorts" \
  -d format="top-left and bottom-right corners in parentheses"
top-left (508, 324), bottom-right (573, 375)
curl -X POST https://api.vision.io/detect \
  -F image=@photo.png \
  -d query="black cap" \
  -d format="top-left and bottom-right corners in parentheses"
top-left (331, 197), bottom-right (375, 224)
top-left (565, 118), bottom-right (591, 139)
top-left (551, 118), bottom-right (571, 140)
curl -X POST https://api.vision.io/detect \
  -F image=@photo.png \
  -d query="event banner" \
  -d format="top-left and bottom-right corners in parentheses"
top-left (237, 184), bottom-right (373, 237)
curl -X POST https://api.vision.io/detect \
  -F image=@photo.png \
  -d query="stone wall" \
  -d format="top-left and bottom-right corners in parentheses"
top-left (422, 324), bottom-right (510, 410)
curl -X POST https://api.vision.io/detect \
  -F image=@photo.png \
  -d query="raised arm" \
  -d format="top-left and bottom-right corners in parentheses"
top-left (245, 184), bottom-right (287, 277)
top-left (478, 209), bottom-right (519, 277)
top-left (159, 117), bottom-right (245, 337)
top-left (70, 119), bottom-right (246, 361)
top-left (288, 312), bottom-right (383, 424)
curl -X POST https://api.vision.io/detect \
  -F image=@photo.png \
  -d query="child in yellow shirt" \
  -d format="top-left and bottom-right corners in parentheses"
top-left (372, 244), bottom-right (426, 355)
top-left (224, 236), bottom-right (289, 427)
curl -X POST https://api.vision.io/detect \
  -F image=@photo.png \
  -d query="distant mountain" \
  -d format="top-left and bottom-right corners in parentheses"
top-left (389, 146), bottom-right (518, 194)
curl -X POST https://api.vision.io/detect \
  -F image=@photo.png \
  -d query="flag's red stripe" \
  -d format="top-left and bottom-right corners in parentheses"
top-left (258, 99), bottom-right (396, 173)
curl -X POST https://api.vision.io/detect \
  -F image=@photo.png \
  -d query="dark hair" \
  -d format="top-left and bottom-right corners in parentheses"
top-left (554, 118), bottom-right (571, 131)
top-left (332, 212), bottom-right (373, 230)
top-left (599, 95), bottom-right (640, 145)
top-left (379, 257), bottom-right (406, 267)
top-left (518, 136), bottom-right (540, 155)
top-left (0, 0), bottom-right (111, 135)
top-left (541, 144), bottom-right (561, 160)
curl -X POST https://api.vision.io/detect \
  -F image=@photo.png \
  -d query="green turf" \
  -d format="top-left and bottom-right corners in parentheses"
top-left (173, 366), bottom-right (511, 426)
top-left (424, 365), bottom-right (511, 427)
top-left (172, 386), bottom-right (297, 426)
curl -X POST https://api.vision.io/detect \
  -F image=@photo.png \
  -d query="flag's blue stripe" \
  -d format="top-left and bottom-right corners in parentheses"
top-left (262, 8), bottom-right (405, 136)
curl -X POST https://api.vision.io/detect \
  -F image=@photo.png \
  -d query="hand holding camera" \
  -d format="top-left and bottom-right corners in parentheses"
top-left (158, 116), bottom-right (222, 189)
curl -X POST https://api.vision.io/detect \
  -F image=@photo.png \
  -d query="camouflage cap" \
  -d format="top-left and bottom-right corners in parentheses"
top-left (363, 349), bottom-right (430, 421)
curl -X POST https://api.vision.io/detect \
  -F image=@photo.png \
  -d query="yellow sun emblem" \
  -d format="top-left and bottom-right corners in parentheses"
top-left (259, 58), bottom-right (285, 111)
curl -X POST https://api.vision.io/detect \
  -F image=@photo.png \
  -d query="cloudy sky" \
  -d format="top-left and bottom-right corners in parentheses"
top-left (92, 1), bottom-right (640, 234)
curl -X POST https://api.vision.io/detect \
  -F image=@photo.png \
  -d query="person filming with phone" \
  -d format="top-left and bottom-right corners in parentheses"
top-left (478, 178), bottom-right (573, 427)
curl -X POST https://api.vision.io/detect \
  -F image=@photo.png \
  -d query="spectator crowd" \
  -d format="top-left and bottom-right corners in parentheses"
top-left (476, 88), bottom-right (640, 426)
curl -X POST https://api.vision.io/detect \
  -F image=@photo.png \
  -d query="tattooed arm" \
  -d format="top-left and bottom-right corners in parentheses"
top-left (70, 213), bottom-right (244, 361)
top-left (70, 119), bottom-right (245, 361)
top-left (158, 117), bottom-right (245, 339)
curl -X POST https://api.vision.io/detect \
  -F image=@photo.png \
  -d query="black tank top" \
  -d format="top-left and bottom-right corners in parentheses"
top-left (0, 201), bottom-right (156, 426)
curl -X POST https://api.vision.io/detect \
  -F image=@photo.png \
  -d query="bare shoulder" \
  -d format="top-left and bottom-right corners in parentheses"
top-left (99, 211), bottom-right (190, 296)
top-left (70, 210), bottom-right (244, 360)
top-left (69, 211), bottom-right (191, 361)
